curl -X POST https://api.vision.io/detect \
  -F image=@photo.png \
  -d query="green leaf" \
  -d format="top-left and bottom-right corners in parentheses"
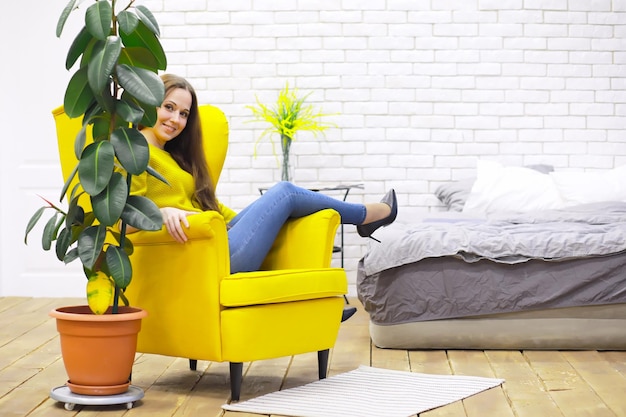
top-left (57, 0), bottom-right (78, 38)
top-left (116, 64), bottom-right (164, 107)
top-left (121, 196), bottom-right (163, 231)
top-left (65, 196), bottom-right (85, 228)
top-left (117, 10), bottom-right (139, 35)
top-left (82, 102), bottom-right (103, 127)
top-left (111, 127), bottom-right (149, 174)
top-left (59, 163), bottom-right (78, 203)
top-left (42, 213), bottom-right (61, 251)
top-left (74, 126), bottom-right (87, 160)
top-left (55, 228), bottom-right (73, 261)
top-left (116, 97), bottom-right (145, 125)
top-left (135, 5), bottom-right (161, 37)
top-left (109, 231), bottom-right (134, 255)
top-left (119, 21), bottom-right (167, 70)
top-left (78, 141), bottom-right (115, 196)
top-left (92, 114), bottom-right (112, 142)
top-left (146, 165), bottom-right (169, 185)
top-left (138, 100), bottom-right (158, 127)
top-left (64, 247), bottom-right (80, 264)
top-left (87, 37), bottom-right (121, 94)
top-left (119, 47), bottom-right (159, 71)
top-left (83, 212), bottom-right (97, 228)
top-left (119, 91), bottom-right (157, 126)
top-left (24, 206), bottom-right (48, 245)
top-left (105, 246), bottom-right (132, 289)
top-left (66, 26), bottom-right (93, 70)
top-left (93, 80), bottom-right (116, 114)
top-left (91, 172), bottom-right (128, 226)
top-left (68, 184), bottom-right (80, 204)
top-left (78, 37), bottom-right (97, 69)
top-left (64, 67), bottom-right (94, 118)
top-left (77, 225), bottom-right (106, 269)
top-left (85, 0), bottom-right (112, 41)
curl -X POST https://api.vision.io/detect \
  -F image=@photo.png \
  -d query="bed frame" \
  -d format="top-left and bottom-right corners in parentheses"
top-left (369, 303), bottom-right (626, 350)
top-left (358, 251), bottom-right (626, 350)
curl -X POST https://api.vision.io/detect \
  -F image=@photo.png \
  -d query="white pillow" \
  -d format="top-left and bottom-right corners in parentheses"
top-left (550, 165), bottom-right (626, 206)
top-left (463, 160), bottom-right (564, 214)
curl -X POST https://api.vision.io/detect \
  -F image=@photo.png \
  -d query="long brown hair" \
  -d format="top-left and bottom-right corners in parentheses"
top-left (160, 74), bottom-right (219, 211)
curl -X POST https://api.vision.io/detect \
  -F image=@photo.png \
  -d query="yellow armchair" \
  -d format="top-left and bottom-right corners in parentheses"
top-left (52, 104), bottom-right (347, 401)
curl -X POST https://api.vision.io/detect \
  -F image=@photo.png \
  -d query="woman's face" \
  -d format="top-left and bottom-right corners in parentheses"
top-left (150, 87), bottom-right (193, 148)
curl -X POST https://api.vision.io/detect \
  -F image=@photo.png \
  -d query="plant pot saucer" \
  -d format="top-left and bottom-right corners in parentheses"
top-left (66, 380), bottom-right (130, 395)
top-left (50, 384), bottom-right (144, 411)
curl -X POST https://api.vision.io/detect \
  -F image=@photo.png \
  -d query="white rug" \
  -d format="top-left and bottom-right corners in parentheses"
top-left (222, 365), bottom-right (504, 417)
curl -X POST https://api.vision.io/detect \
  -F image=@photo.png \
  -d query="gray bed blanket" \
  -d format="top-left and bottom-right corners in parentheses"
top-left (362, 201), bottom-right (626, 277)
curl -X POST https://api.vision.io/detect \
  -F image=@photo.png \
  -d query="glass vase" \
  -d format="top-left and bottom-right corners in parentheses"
top-left (281, 134), bottom-right (293, 182)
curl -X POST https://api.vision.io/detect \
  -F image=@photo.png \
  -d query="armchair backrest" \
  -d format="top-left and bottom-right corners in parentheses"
top-left (52, 104), bottom-right (230, 202)
top-left (198, 105), bottom-right (229, 186)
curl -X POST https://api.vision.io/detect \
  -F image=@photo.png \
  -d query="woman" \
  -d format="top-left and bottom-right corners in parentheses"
top-left (131, 74), bottom-right (398, 321)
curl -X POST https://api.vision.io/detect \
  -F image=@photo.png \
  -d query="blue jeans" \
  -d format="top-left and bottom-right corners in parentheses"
top-left (227, 181), bottom-right (367, 273)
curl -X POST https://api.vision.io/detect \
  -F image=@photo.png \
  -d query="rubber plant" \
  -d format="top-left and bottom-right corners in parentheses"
top-left (24, 0), bottom-right (166, 314)
top-left (248, 83), bottom-right (336, 182)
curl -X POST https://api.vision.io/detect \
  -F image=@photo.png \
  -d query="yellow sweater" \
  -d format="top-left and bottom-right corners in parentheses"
top-left (131, 145), bottom-right (237, 223)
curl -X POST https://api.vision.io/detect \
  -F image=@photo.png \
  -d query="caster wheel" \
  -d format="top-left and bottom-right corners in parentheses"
top-left (64, 403), bottom-right (75, 411)
top-left (126, 402), bottom-right (133, 409)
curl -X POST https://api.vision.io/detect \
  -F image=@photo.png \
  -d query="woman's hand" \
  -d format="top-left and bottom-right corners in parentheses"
top-left (160, 207), bottom-right (197, 243)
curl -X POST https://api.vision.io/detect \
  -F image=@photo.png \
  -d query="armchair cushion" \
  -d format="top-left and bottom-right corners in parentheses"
top-left (221, 268), bottom-right (347, 307)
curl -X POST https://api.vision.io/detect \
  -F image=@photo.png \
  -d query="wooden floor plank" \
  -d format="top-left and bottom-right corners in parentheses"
top-left (448, 350), bottom-right (514, 417)
top-left (486, 350), bottom-right (564, 417)
top-left (524, 350), bottom-right (616, 417)
top-left (563, 351), bottom-right (626, 417)
top-left (241, 358), bottom-right (290, 402)
top-left (222, 358), bottom-right (290, 417)
top-left (172, 361), bottom-right (231, 417)
top-left (280, 352), bottom-right (321, 391)
top-left (2, 297), bottom-right (626, 416)
top-left (371, 344), bottom-right (410, 371)
top-left (408, 351), bottom-right (466, 417)
top-left (0, 297), bottom-right (60, 347)
top-left (128, 356), bottom-right (205, 416)
top-left (327, 307), bottom-right (371, 376)
top-left (599, 351), bottom-right (626, 378)
top-left (408, 350), bottom-right (452, 375)
top-left (0, 353), bottom-right (68, 416)
top-left (0, 297), bottom-right (30, 314)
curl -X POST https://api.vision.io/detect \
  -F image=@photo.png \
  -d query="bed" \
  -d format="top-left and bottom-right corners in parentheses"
top-left (357, 162), bottom-right (626, 350)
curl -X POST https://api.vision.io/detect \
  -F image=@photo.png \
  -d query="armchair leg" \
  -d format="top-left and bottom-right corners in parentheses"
top-left (318, 349), bottom-right (329, 379)
top-left (230, 362), bottom-right (243, 402)
top-left (189, 359), bottom-right (197, 371)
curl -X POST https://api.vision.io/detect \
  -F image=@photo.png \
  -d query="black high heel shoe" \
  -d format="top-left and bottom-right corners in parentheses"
top-left (356, 189), bottom-right (397, 242)
top-left (341, 306), bottom-right (357, 322)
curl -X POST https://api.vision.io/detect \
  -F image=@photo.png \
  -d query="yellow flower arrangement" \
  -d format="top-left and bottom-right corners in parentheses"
top-left (248, 83), bottom-right (335, 182)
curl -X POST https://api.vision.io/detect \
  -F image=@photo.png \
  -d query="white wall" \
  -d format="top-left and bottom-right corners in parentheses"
top-left (3, 0), bottom-right (626, 297)
top-left (1, 1), bottom-right (85, 296)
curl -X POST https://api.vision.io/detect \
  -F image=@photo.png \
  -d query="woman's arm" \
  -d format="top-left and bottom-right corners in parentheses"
top-left (124, 207), bottom-right (197, 244)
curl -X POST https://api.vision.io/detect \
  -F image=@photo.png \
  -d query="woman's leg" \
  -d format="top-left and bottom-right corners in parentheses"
top-left (227, 181), bottom-right (367, 273)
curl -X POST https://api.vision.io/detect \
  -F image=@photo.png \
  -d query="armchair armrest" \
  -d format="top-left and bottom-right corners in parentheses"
top-left (125, 210), bottom-right (230, 360)
top-left (128, 210), bottom-right (224, 245)
top-left (260, 208), bottom-right (341, 270)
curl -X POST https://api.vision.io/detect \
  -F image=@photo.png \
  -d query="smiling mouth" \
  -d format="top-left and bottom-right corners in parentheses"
top-left (162, 124), bottom-right (177, 133)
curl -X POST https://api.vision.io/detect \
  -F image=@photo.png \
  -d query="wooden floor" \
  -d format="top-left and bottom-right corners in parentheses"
top-left (1, 297), bottom-right (626, 416)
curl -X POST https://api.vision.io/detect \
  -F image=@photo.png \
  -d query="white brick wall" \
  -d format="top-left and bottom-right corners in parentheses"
top-left (3, 1), bottom-right (625, 296)
top-left (137, 1), bottom-right (626, 293)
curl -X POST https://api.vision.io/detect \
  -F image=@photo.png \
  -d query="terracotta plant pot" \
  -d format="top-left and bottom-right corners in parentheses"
top-left (50, 305), bottom-right (147, 396)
